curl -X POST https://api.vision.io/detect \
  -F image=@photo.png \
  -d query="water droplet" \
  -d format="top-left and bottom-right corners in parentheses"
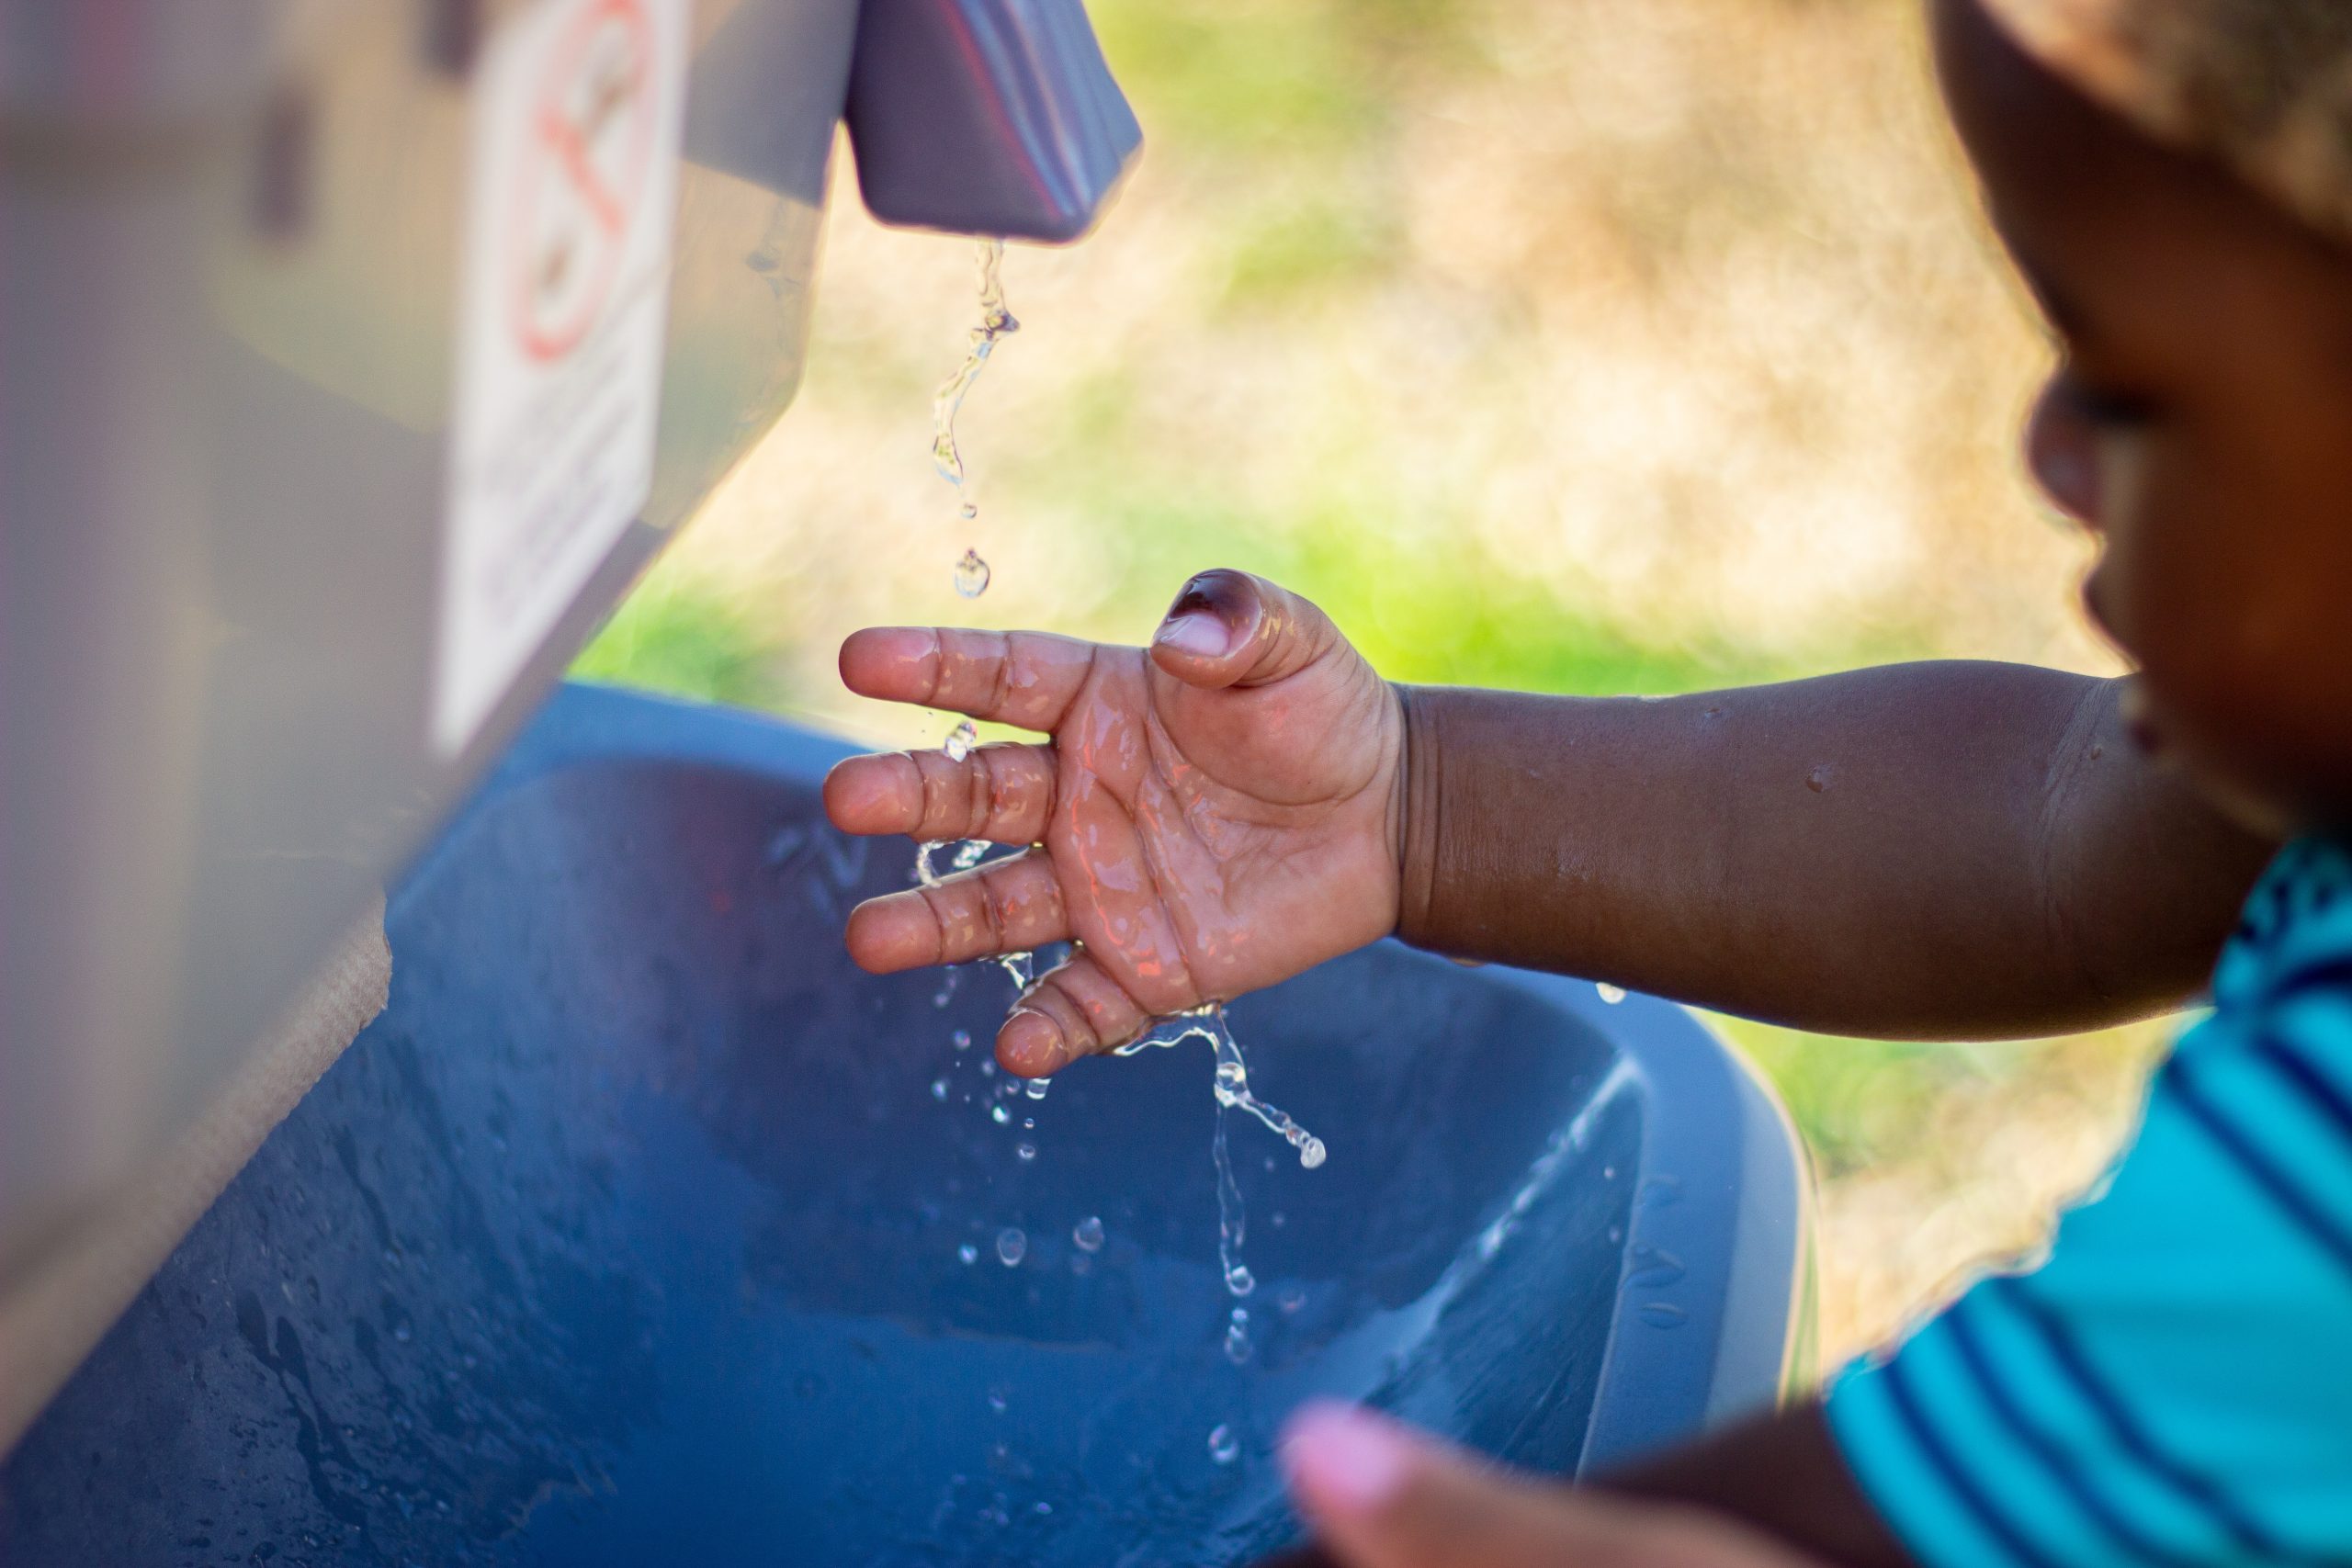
top-left (958, 1243), bottom-right (979, 1266)
top-left (1024, 1076), bottom-right (1050, 1100)
top-left (952, 838), bottom-right (988, 871)
top-left (391, 1319), bottom-right (413, 1344)
top-left (1225, 1264), bottom-right (1255, 1298)
top-left (1278, 1284), bottom-right (1306, 1314)
top-left (1073, 1215), bottom-right (1104, 1252)
top-left (1223, 1318), bottom-right (1250, 1365)
top-left (931, 1077), bottom-right (949, 1101)
top-left (1208, 1424), bottom-right (1240, 1464)
top-left (991, 1104), bottom-right (1011, 1125)
top-left (952, 1028), bottom-right (973, 1051)
top-left (1015, 1141), bottom-right (1036, 1162)
top-left (995, 1227), bottom-right (1027, 1267)
top-left (1033, 1500), bottom-right (1053, 1517)
top-left (944, 719), bottom-right (978, 763)
top-left (1603, 1165), bottom-right (1617, 1180)
top-left (953, 548), bottom-right (991, 598)
top-left (980, 1059), bottom-right (996, 1077)
top-left (1597, 982), bottom-right (1627, 1005)
top-left (987, 1386), bottom-right (1009, 1414)
top-left (1638, 1301), bottom-right (1690, 1329)
top-left (1299, 1137), bottom-right (1327, 1169)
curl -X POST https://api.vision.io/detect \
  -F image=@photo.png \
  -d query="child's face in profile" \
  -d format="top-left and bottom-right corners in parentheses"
top-left (1936, 0), bottom-right (2352, 837)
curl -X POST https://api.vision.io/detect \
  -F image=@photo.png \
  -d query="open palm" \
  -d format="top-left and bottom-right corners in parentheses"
top-left (823, 571), bottom-right (1404, 1076)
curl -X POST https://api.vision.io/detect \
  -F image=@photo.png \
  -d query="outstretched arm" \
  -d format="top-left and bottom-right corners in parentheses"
top-left (1397, 664), bottom-right (2272, 1037)
top-left (1260, 1398), bottom-right (1911, 1568)
top-left (825, 571), bottom-right (2274, 1072)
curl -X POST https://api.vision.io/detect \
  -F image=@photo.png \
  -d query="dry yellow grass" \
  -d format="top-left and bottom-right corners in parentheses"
top-left (605, 0), bottom-right (2182, 1371)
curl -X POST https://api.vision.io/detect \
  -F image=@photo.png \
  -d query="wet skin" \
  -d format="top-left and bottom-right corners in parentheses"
top-left (822, 570), bottom-right (1404, 1077)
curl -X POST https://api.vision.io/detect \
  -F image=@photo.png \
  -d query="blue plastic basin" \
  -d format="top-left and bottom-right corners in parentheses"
top-left (0, 683), bottom-right (1806, 1566)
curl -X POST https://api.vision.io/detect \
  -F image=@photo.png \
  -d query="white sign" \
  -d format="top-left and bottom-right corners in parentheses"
top-left (435, 0), bottom-right (690, 753)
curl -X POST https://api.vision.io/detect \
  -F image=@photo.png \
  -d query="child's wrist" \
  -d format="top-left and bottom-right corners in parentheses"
top-left (1392, 682), bottom-right (1449, 952)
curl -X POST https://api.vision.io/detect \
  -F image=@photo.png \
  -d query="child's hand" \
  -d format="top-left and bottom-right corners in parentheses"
top-left (1275, 1404), bottom-right (1834, 1568)
top-left (823, 570), bottom-right (1403, 1076)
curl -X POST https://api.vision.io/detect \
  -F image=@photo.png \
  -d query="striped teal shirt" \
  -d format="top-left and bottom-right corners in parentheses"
top-left (1828, 836), bottom-right (2352, 1567)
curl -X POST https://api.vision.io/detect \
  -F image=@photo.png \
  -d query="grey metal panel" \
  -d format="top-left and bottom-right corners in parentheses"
top-left (0, 0), bottom-right (858, 1274)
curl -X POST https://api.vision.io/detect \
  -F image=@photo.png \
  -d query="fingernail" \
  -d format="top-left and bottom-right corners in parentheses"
top-left (1155, 612), bottom-right (1230, 658)
top-left (1168, 579), bottom-right (1220, 618)
top-left (1281, 1403), bottom-right (1416, 1515)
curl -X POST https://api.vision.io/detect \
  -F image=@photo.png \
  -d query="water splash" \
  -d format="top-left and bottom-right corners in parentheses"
top-left (1214, 1103), bottom-right (1252, 1303)
top-left (1119, 1006), bottom-right (1326, 1168)
top-left (1116, 1006), bottom-right (1323, 1314)
top-left (915, 842), bottom-right (997, 892)
top-left (932, 238), bottom-right (1017, 594)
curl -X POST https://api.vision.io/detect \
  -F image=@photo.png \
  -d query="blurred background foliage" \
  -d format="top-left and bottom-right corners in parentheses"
top-left (578, 0), bottom-right (2172, 1368)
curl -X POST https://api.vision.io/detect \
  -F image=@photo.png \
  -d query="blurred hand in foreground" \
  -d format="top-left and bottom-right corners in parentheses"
top-left (1278, 1403), bottom-right (1828, 1568)
top-left (823, 570), bottom-right (1403, 1077)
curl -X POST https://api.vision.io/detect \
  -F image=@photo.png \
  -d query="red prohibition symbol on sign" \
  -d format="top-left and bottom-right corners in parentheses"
top-left (510, 0), bottom-right (656, 363)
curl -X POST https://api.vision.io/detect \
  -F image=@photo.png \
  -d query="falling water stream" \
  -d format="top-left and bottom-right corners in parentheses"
top-left (932, 239), bottom-right (1018, 599)
top-left (913, 238), bottom-right (1323, 1474)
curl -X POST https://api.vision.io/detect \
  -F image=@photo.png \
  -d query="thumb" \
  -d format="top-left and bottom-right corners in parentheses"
top-left (1149, 570), bottom-right (1344, 692)
top-left (1280, 1403), bottom-right (1566, 1568)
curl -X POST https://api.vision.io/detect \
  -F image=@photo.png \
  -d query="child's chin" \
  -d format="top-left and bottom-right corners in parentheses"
top-left (2124, 682), bottom-right (2301, 838)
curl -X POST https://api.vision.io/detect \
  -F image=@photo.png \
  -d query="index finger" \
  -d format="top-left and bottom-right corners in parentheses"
top-left (839, 627), bottom-right (1104, 733)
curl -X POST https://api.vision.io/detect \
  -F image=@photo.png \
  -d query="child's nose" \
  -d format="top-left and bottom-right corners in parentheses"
top-left (2025, 382), bottom-right (2103, 531)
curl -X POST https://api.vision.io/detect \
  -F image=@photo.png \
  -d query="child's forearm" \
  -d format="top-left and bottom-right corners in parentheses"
top-left (1395, 662), bottom-right (2273, 1038)
top-left (1593, 1399), bottom-right (1916, 1566)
